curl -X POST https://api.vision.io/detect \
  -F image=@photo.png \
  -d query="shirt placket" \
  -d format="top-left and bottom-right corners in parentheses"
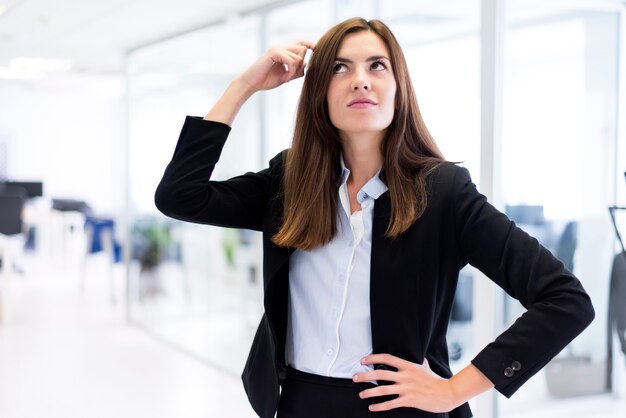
top-left (325, 193), bottom-right (367, 375)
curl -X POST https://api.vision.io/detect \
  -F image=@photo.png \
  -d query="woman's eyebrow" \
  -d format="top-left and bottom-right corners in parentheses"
top-left (334, 55), bottom-right (390, 63)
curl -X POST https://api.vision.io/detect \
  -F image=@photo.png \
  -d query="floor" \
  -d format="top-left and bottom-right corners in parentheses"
top-left (1, 252), bottom-right (625, 418)
top-left (0, 253), bottom-right (258, 418)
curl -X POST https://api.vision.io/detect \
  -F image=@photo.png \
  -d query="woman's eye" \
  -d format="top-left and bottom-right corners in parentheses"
top-left (371, 60), bottom-right (387, 71)
top-left (332, 63), bottom-right (347, 73)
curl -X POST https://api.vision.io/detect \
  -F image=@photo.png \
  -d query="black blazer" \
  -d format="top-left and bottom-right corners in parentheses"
top-left (155, 117), bottom-right (595, 418)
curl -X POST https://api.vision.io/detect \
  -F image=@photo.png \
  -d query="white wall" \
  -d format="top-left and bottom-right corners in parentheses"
top-left (0, 74), bottom-right (125, 217)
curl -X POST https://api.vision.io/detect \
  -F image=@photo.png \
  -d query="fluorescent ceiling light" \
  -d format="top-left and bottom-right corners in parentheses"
top-left (10, 57), bottom-right (73, 72)
top-left (0, 56), bottom-right (74, 80)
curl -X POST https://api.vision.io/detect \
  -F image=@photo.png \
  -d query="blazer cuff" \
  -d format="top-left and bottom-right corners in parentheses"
top-left (470, 345), bottom-right (539, 398)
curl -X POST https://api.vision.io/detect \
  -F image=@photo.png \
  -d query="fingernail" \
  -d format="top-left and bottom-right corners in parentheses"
top-left (352, 375), bottom-right (358, 382)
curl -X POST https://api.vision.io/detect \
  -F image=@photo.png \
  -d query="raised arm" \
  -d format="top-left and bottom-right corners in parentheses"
top-left (204, 40), bottom-right (316, 126)
top-left (155, 41), bottom-right (315, 229)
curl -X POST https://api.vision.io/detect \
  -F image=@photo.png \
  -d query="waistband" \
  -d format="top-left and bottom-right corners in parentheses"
top-left (285, 366), bottom-right (376, 389)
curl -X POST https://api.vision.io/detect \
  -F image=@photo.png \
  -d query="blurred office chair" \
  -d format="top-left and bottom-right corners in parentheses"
top-left (0, 186), bottom-right (27, 270)
top-left (82, 215), bottom-right (121, 304)
top-left (448, 266), bottom-right (474, 361)
top-left (52, 198), bottom-right (91, 215)
top-left (555, 221), bottom-right (578, 273)
top-left (1, 181), bottom-right (42, 199)
top-left (0, 186), bottom-right (27, 324)
top-left (0, 190), bottom-right (24, 236)
top-left (607, 205), bottom-right (626, 390)
top-left (505, 204), bottom-right (545, 225)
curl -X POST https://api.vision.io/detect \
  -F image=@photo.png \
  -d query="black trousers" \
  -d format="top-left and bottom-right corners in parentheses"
top-left (277, 366), bottom-right (392, 418)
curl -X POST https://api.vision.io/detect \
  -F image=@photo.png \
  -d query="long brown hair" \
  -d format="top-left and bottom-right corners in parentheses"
top-left (272, 17), bottom-right (444, 250)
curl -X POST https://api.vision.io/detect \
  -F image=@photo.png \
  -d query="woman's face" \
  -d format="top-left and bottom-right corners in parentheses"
top-left (326, 31), bottom-right (397, 138)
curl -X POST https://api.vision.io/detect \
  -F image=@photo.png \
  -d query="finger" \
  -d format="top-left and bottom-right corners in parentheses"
top-left (282, 50), bottom-right (305, 81)
top-left (294, 39), bottom-right (316, 50)
top-left (295, 60), bottom-right (306, 78)
top-left (273, 49), bottom-right (301, 68)
top-left (353, 369), bottom-right (398, 383)
top-left (361, 353), bottom-right (412, 370)
top-left (270, 50), bottom-right (297, 76)
top-left (285, 44), bottom-right (309, 58)
top-left (358, 384), bottom-right (398, 399)
top-left (268, 50), bottom-right (294, 70)
top-left (284, 49), bottom-right (303, 63)
top-left (368, 397), bottom-right (405, 412)
top-left (294, 51), bottom-right (309, 77)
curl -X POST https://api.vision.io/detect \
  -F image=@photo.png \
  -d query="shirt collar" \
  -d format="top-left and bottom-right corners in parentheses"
top-left (338, 154), bottom-right (388, 203)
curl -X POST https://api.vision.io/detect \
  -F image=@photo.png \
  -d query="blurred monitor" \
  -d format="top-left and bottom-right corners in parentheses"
top-left (0, 181), bottom-right (43, 198)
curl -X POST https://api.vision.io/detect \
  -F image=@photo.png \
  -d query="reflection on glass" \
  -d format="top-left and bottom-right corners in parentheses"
top-left (127, 15), bottom-right (264, 375)
top-left (122, 2), bottom-right (626, 415)
top-left (380, 0), bottom-right (480, 377)
top-left (500, 3), bottom-right (620, 416)
top-left (263, 0), bottom-right (333, 161)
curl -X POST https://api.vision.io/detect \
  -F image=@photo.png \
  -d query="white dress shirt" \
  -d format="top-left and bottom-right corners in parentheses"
top-left (285, 156), bottom-right (388, 378)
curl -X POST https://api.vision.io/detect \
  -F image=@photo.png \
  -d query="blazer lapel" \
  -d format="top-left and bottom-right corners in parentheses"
top-left (370, 192), bottom-right (394, 353)
top-left (370, 191), bottom-right (424, 358)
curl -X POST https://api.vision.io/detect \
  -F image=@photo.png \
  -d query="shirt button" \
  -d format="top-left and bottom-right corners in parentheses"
top-left (504, 367), bottom-right (514, 378)
top-left (326, 349), bottom-right (333, 356)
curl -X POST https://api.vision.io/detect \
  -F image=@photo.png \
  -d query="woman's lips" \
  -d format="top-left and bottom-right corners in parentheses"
top-left (347, 98), bottom-right (377, 109)
top-left (349, 102), bottom-right (377, 109)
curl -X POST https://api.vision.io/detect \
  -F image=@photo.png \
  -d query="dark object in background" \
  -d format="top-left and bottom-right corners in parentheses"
top-left (451, 269), bottom-right (473, 322)
top-left (555, 221), bottom-right (578, 273)
top-left (84, 216), bottom-right (122, 263)
top-left (52, 198), bottom-right (92, 215)
top-left (0, 186), bottom-right (25, 235)
top-left (607, 204), bottom-right (626, 390)
top-left (608, 251), bottom-right (626, 360)
top-left (505, 204), bottom-right (545, 225)
top-left (0, 181), bottom-right (43, 198)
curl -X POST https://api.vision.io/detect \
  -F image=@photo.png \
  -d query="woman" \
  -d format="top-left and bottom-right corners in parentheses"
top-left (155, 17), bottom-right (594, 418)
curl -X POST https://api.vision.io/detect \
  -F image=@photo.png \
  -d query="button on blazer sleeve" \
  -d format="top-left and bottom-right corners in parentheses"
top-left (451, 166), bottom-right (595, 397)
top-left (154, 116), bottom-right (272, 231)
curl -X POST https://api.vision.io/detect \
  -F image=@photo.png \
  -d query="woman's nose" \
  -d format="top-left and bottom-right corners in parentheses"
top-left (352, 82), bottom-right (369, 91)
top-left (351, 68), bottom-right (370, 91)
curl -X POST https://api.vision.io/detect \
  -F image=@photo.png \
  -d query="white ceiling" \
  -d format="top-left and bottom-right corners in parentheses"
top-left (0, 0), bottom-right (623, 78)
top-left (0, 0), bottom-right (279, 75)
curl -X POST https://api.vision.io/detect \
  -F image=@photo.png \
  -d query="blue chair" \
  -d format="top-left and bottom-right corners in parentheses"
top-left (82, 215), bottom-right (122, 304)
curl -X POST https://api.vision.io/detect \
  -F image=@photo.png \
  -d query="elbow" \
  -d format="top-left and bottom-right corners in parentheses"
top-left (154, 183), bottom-right (173, 216)
top-left (570, 290), bottom-right (596, 334)
top-left (581, 295), bottom-right (596, 330)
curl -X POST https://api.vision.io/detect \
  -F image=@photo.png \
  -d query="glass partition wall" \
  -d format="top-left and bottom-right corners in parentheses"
top-left (378, 0), bottom-right (482, 381)
top-left (127, 15), bottom-right (264, 375)
top-left (126, 0), bottom-right (625, 416)
top-left (126, 0), bottom-right (481, 379)
top-left (499, 2), bottom-right (623, 417)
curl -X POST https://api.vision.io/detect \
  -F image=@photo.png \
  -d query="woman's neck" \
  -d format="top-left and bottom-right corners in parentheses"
top-left (340, 131), bottom-right (384, 186)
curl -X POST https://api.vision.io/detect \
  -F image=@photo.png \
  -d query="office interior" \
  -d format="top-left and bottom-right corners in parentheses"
top-left (1, 0), bottom-right (626, 417)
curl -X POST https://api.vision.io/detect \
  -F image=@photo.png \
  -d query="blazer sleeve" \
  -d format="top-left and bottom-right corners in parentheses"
top-left (451, 166), bottom-right (595, 397)
top-left (154, 116), bottom-right (272, 231)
